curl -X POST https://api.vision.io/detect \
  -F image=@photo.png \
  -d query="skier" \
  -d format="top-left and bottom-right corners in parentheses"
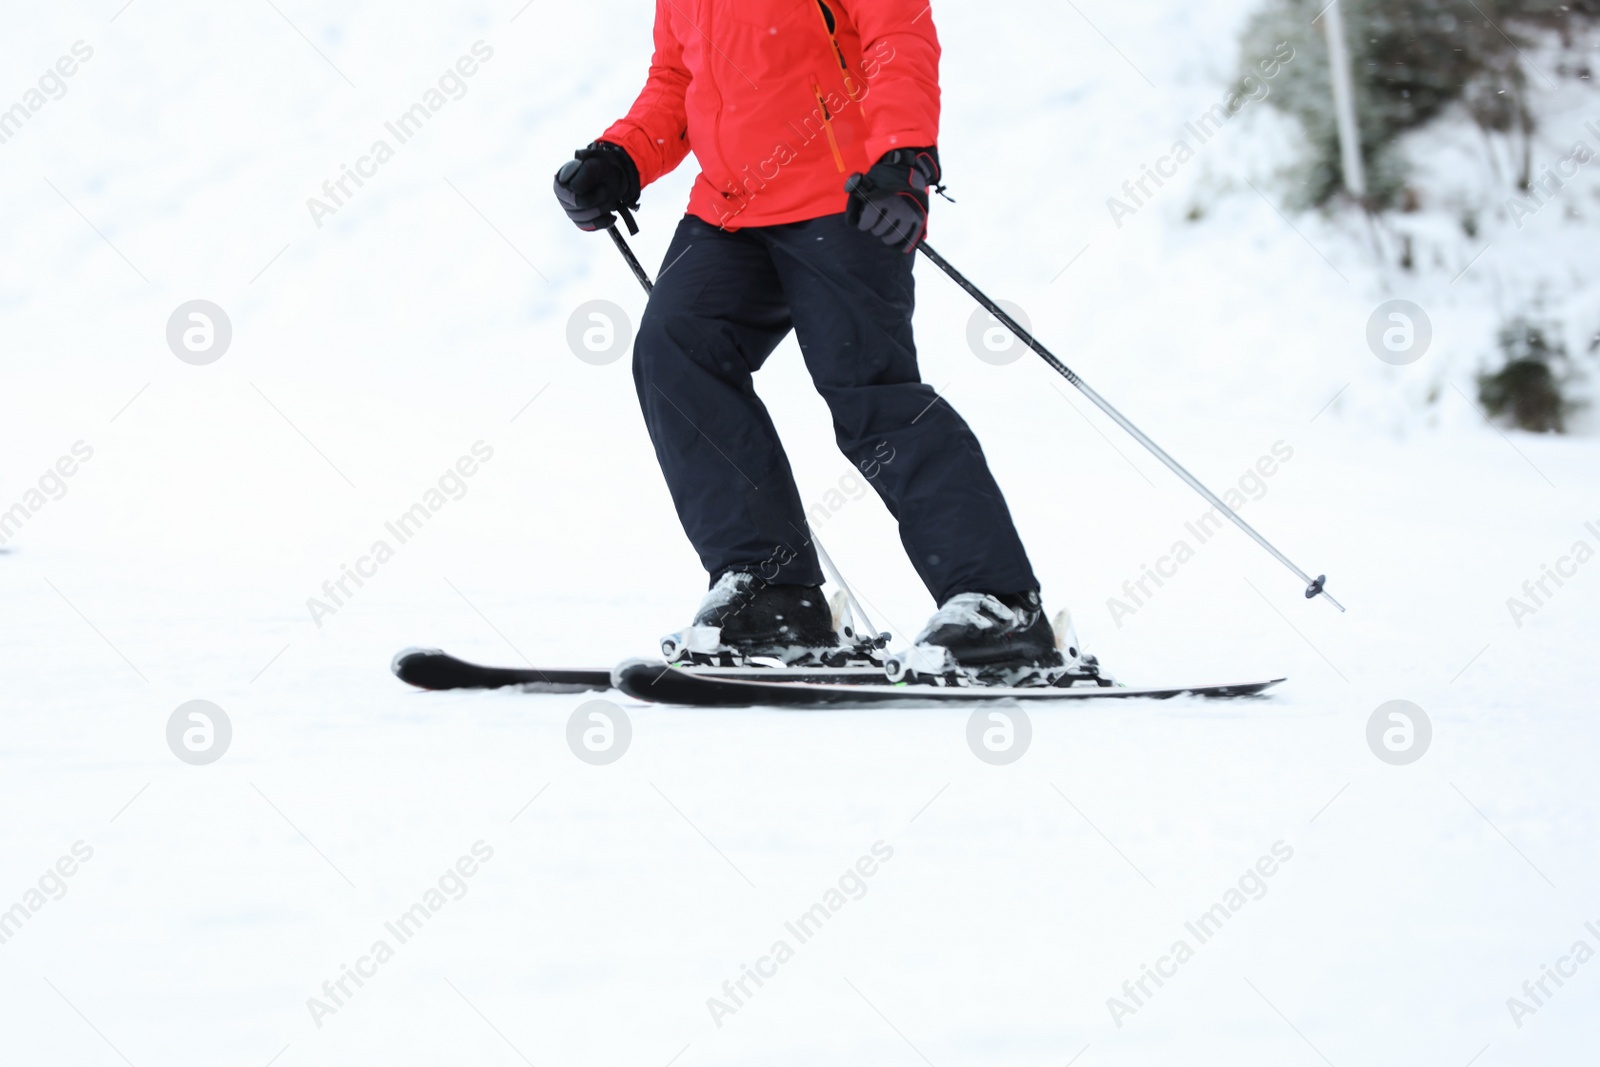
top-left (554, 0), bottom-right (1076, 679)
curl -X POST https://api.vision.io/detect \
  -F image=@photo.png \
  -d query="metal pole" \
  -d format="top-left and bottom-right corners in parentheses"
top-left (1322, 0), bottom-right (1367, 199)
top-left (916, 241), bottom-right (1344, 612)
top-left (608, 224), bottom-right (654, 293)
top-left (813, 535), bottom-right (882, 640)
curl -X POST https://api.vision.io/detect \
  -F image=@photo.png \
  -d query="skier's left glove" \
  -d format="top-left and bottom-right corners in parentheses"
top-left (553, 141), bottom-right (642, 234)
top-left (844, 147), bottom-right (943, 253)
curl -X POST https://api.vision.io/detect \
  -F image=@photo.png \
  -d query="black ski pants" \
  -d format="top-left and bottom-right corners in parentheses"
top-left (632, 212), bottom-right (1038, 605)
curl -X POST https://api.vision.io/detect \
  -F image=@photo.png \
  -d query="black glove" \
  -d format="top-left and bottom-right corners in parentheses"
top-left (844, 147), bottom-right (942, 252)
top-left (553, 141), bottom-right (642, 233)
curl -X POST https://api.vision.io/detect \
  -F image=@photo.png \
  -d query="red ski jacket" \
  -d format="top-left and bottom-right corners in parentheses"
top-left (599, 0), bottom-right (940, 230)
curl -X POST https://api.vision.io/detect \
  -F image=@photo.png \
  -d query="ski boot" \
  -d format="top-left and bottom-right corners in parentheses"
top-left (660, 572), bottom-right (884, 668)
top-left (884, 593), bottom-right (1112, 688)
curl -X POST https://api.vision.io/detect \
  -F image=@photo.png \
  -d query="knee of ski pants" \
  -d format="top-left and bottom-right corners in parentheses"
top-left (634, 309), bottom-right (783, 415)
top-left (632, 303), bottom-right (692, 403)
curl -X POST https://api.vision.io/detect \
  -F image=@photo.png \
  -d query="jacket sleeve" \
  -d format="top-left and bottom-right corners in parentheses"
top-left (598, 0), bottom-right (693, 187)
top-left (840, 0), bottom-right (941, 163)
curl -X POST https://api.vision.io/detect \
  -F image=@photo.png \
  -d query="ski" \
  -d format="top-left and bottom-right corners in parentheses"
top-left (613, 659), bottom-right (1286, 707)
top-left (392, 648), bottom-right (613, 692)
top-left (394, 649), bottom-right (1286, 705)
top-left (391, 648), bottom-right (889, 692)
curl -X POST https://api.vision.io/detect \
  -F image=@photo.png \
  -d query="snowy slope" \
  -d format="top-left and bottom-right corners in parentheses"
top-left (2, 1), bottom-right (1599, 1065)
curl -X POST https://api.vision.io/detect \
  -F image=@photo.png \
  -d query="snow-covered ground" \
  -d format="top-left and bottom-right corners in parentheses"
top-left (3, 1), bottom-right (1598, 1064)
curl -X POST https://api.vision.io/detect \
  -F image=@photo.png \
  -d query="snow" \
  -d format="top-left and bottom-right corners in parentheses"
top-left (2, 1), bottom-right (1599, 1064)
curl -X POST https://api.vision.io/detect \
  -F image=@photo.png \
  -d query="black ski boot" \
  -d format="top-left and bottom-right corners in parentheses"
top-left (887, 591), bottom-right (1107, 687)
top-left (920, 591), bottom-right (1062, 666)
top-left (662, 571), bottom-right (840, 666)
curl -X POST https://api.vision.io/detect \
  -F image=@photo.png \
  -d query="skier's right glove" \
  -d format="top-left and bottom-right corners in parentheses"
top-left (553, 141), bottom-right (642, 233)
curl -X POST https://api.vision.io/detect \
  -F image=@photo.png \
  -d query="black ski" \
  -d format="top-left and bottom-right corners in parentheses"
top-left (393, 649), bottom-right (1286, 705)
top-left (391, 648), bottom-right (613, 692)
top-left (613, 659), bottom-right (1286, 707)
top-left (391, 648), bottom-right (889, 692)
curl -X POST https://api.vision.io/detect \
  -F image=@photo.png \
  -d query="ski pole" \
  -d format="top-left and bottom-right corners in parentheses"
top-left (608, 223), bottom-right (654, 294)
top-left (913, 238), bottom-right (1345, 613)
top-left (812, 534), bottom-right (884, 643)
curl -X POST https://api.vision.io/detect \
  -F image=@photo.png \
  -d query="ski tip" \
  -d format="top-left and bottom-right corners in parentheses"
top-left (391, 646), bottom-right (444, 679)
top-left (615, 657), bottom-right (707, 701)
top-left (612, 657), bottom-right (666, 691)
